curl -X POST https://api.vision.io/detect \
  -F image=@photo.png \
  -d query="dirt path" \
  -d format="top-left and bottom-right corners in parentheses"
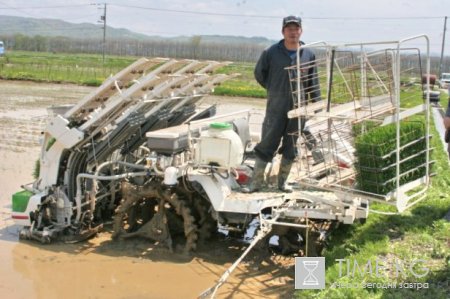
top-left (0, 80), bottom-right (295, 299)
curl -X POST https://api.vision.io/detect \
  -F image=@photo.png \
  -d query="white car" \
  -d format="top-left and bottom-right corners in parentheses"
top-left (439, 73), bottom-right (450, 89)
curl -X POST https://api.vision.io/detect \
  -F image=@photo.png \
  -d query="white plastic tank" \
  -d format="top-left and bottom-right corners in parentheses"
top-left (196, 122), bottom-right (244, 168)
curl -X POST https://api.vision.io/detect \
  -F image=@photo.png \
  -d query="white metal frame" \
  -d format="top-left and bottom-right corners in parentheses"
top-left (289, 35), bottom-right (431, 213)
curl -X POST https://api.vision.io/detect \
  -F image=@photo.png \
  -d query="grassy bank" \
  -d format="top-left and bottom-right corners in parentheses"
top-left (0, 51), bottom-right (135, 86)
top-left (214, 62), bottom-right (266, 98)
top-left (298, 130), bottom-right (450, 298)
top-left (0, 51), bottom-right (266, 97)
top-left (296, 86), bottom-right (450, 299)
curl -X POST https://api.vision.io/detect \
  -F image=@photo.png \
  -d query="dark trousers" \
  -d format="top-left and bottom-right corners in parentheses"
top-left (254, 114), bottom-right (309, 163)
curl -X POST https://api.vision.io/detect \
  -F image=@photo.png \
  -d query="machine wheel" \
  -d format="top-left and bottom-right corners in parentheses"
top-left (161, 191), bottom-right (198, 253)
top-left (113, 180), bottom-right (198, 253)
top-left (192, 195), bottom-right (216, 245)
top-left (174, 184), bottom-right (216, 246)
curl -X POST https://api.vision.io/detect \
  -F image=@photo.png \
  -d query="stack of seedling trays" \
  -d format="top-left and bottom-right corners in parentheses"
top-left (354, 121), bottom-right (428, 196)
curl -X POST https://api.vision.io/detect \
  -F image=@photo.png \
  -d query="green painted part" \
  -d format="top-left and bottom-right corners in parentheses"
top-left (209, 122), bottom-right (232, 130)
top-left (12, 190), bottom-right (32, 213)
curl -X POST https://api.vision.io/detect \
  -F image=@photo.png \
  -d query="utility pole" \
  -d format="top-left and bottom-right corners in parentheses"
top-left (98, 3), bottom-right (107, 64)
top-left (438, 16), bottom-right (447, 77)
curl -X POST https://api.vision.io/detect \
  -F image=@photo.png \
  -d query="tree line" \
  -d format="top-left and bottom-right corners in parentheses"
top-left (0, 34), bottom-right (266, 62)
top-left (0, 34), bottom-right (448, 74)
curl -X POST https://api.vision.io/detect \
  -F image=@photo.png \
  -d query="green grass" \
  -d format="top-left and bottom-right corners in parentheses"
top-left (295, 86), bottom-right (450, 299)
top-left (214, 79), bottom-right (266, 97)
top-left (0, 51), bottom-right (135, 85)
top-left (214, 62), bottom-right (266, 98)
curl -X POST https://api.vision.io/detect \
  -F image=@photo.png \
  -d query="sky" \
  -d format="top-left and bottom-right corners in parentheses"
top-left (0, 0), bottom-right (448, 55)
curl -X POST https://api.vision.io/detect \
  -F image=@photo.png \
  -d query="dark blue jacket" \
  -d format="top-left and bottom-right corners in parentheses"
top-left (254, 39), bottom-right (321, 116)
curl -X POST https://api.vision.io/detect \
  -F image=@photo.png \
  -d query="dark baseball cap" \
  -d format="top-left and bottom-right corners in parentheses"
top-left (282, 15), bottom-right (301, 28)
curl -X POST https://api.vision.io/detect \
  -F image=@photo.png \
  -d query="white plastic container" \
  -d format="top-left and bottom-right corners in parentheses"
top-left (164, 166), bottom-right (179, 186)
top-left (196, 122), bottom-right (244, 168)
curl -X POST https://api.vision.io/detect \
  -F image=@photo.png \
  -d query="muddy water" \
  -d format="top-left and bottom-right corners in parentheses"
top-left (0, 80), bottom-right (294, 299)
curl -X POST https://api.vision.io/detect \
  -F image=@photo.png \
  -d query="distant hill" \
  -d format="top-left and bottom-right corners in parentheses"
top-left (0, 15), bottom-right (274, 45)
top-left (0, 15), bottom-right (150, 40)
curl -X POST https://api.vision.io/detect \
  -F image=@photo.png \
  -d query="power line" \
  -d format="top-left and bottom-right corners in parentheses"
top-left (0, 28), bottom-right (102, 33)
top-left (0, 0), bottom-right (41, 18)
top-left (0, 2), bottom-right (443, 21)
top-left (110, 4), bottom-right (280, 19)
top-left (0, 1), bottom-right (98, 34)
top-left (110, 4), bottom-right (444, 20)
top-left (0, 4), bottom-right (90, 10)
top-left (305, 16), bottom-right (443, 20)
top-left (64, 13), bottom-right (99, 22)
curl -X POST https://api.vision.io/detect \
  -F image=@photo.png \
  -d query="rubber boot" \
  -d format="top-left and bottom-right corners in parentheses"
top-left (243, 156), bottom-right (267, 193)
top-left (312, 148), bottom-right (325, 165)
top-left (304, 128), bottom-right (324, 165)
top-left (278, 157), bottom-right (293, 193)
